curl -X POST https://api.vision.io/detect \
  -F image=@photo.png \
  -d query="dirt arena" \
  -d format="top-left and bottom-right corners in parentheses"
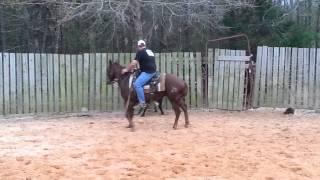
top-left (0, 110), bottom-right (320, 180)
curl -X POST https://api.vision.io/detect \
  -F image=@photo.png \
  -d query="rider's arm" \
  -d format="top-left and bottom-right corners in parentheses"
top-left (122, 60), bottom-right (138, 74)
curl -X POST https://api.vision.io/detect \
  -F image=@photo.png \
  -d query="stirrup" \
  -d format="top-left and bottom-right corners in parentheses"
top-left (134, 103), bottom-right (147, 110)
top-left (154, 102), bottom-right (159, 107)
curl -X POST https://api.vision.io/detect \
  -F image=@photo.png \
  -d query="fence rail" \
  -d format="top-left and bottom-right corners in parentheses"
top-left (0, 52), bottom-right (203, 115)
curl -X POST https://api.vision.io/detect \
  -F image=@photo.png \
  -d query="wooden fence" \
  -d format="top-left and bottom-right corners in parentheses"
top-left (0, 52), bottom-right (203, 115)
top-left (207, 49), bottom-right (250, 111)
top-left (8, 46), bottom-right (316, 116)
top-left (253, 46), bottom-right (320, 109)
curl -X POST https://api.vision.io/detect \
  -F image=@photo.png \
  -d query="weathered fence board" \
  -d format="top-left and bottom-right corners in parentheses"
top-left (222, 49), bottom-right (230, 109)
top-left (16, 53), bottom-right (23, 114)
top-left (59, 54), bottom-right (66, 112)
top-left (238, 51), bottom-right (246, 110)
top-left (65, 55), bottom-right (72, 112)
top-left (95, 53), bottom-right (102, 111)
top-left (253, 46), bottom-right (262, 107)
top-left (196, 52), bottom-right (202, 108)
top-left (160, 53), bottom-right (167, 109)
top-left (302, 48), bottom-right (309, 107)
top-left (228, 50), bottom-right (235, 110)
top-left (101, 53), bottom-right (108, 111)
top-left (217, 49), bottom-right (225, 109)
top-left (41, 54), bottom-right (48, 113)
top-left (290, 48), bottom-right (298, 107)
top-left (266, 47), bottom-right (273, 107)
top-left (233, 51), bottom-right (241, 110)
top-left (165, 52), bottom-right (172, 109)
top-left (308, 48), bottom-right (316, 108)
top-left (83, 54), bottom-right (90, 111)
top-left (53, 54), bottom-right (60, 112)
top-left (184, 52), bottom-right (190, 107)
top-left (316, 49), bottom-right (320, 109)
top-left (272, 47), bottom-right (279, 107)
top-left (283, 47), bottom-right (291, 106)
top-left (10, 53), bottom-right (17, 114)
top-left (106, 53), bottom-right (113, 111)
top-left (3, 53), bottom-right (10, 114)
top-left (260, 46), bottom-right (268, 107)
top-left (278, 47), bottom-right (285, 107)
top-left (207, 48), bottom-right (214, 108)
top-left (77, 54), bottom-right (84, 110)
top-left (0, 53), bottom-right (3, 114)
top-left (113, 53), bottom-right (123, 110)
top-left (178, 52), bottom-right (184, 80)
top-left (190, 52), bottom-right (196, 108)
top-left (88, 54), bottom-right (95, 111)
top-left (47, 54), bottom-right (54, 112)
top-left (296, 48), bottom-right (304, 108)
top-left (71, 55), bottom-right (78, 111)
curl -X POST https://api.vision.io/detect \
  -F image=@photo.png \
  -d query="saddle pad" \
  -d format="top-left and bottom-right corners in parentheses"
top-left (129, 73), bottom-right (166, 92)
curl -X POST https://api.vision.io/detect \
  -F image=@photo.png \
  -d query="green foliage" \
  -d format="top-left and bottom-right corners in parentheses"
top-left (222, 0), bottom-right (317, 49)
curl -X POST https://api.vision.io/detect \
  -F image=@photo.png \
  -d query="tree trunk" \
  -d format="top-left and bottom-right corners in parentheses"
top-left (130, 0), bottom-right (144, 39)
top-left (55, 25), bottom-right (62, 53)
top-left (0, 6), bottom-right (6, 51)
top-left (316, 4), bottom-right (320, 48)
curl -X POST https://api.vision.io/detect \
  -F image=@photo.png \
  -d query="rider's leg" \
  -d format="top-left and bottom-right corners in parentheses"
top-left (133, 72), bottom-right (156, 107)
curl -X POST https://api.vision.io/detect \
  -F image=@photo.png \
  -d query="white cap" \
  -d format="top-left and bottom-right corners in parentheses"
top-left (137, 40), bottom-right (146, 47)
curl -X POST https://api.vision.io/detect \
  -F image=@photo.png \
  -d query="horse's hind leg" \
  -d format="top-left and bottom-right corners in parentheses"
top-left (178, 98), bottom-right (189, 128)
top-left (140, 106), bottom-right (147, 117)
top-left (153, 102), bottom-right (158, 112)
top-left (158, 98), bottom-right (164, 115)
top-left (171, 102), bottom-right (181, 129)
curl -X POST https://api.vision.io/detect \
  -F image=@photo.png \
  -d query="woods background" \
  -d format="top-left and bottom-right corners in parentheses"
top-left (0, 0), bottom-right (318, 54)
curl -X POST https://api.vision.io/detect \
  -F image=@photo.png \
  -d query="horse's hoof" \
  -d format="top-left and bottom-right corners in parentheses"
top-left (130, 127), bottom-right (135, 132)
top-left (140, 114), bottom-right (145, 117)
top-left (173, 126), bottom-right (178, 130)
top-left (185, 124), bottom-right (189, 128)
top-left (126, 125), bottom-right (133, 128)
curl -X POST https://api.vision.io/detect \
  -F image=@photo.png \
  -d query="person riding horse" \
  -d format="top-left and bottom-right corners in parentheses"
top-left (108, 39), bottom-right (189, 130)
top-left (121, 40), bottom-right (156, 109)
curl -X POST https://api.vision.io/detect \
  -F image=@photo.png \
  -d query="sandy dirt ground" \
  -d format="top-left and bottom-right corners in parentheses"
top-left (0, 110), bottom-right (320, 180)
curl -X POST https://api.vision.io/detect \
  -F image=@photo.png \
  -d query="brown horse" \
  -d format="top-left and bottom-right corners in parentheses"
top-left (107, 61), bottom-right (189, 131)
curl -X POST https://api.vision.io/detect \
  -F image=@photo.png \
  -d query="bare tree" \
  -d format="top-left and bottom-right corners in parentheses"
top-left (0, 0), bottom-right (254, 52)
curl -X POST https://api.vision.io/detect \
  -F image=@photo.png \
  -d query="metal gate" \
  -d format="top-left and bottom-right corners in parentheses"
top-left (207, 48), bottom-right (251, 110)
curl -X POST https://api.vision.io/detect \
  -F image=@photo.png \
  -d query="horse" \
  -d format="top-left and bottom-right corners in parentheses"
top-left (107, 60), bottom-right (189, 131)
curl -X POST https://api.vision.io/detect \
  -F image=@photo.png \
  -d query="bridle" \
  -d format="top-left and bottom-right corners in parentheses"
top-left (107, 65), bottom-right (141, 111)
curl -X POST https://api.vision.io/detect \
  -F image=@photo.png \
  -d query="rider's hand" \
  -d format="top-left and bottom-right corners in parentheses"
top-left (121, 68), bottom-right (128, 74)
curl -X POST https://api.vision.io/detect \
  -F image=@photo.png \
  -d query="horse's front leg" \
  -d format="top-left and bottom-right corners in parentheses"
top-left (125, 103), bottom-right (135, 131)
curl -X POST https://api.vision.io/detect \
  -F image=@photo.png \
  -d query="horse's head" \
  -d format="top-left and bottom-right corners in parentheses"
top-left (107, 60), bottom-right (123, 84)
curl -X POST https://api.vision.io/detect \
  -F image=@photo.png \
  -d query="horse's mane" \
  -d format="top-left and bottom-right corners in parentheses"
top-left (112, 62), bottom-right (122, 66)
top-left (112, 62), bottom-right (133, 78)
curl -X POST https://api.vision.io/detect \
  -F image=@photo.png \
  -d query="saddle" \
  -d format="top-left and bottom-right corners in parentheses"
top-left (130, 70), bottom-right (165, 93)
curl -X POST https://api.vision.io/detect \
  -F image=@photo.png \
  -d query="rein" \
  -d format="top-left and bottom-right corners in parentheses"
top-left (111, 68), bottom-right (138, 112)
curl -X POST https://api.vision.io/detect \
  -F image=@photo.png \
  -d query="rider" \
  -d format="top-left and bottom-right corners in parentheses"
top-left (121, 40), bottom-right (156, 108)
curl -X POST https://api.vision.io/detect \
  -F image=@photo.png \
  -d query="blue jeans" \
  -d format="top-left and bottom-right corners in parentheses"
top-left (134, 72), bottom-right (156, 104)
